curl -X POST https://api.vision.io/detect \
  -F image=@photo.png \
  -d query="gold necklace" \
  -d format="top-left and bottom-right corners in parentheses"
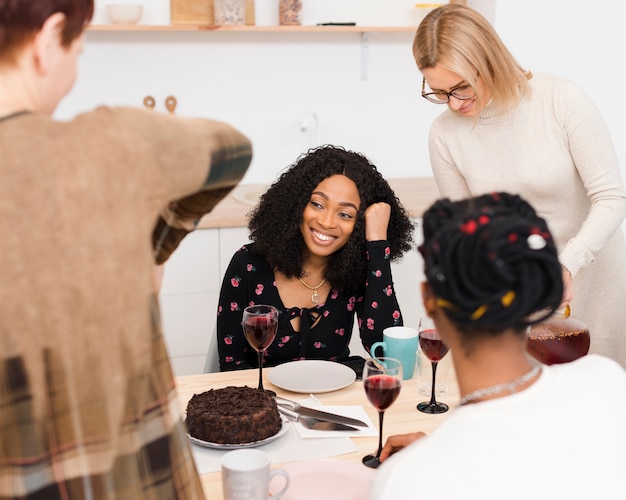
top-left (298, 277), bottom-right (326, 304)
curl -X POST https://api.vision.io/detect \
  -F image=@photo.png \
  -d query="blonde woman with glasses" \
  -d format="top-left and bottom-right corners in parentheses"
top-left (413, 4), bottom-right (626, 366)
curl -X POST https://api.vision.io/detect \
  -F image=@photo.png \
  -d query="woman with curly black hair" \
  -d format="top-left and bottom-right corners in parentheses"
top-left (372, 192), bottom-right (626, 499)
top-left (217, 145), bottom-right (415, 371)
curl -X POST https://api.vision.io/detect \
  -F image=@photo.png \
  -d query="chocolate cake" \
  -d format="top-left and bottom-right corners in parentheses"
top-left (185, 386), bottom-right (282, 444)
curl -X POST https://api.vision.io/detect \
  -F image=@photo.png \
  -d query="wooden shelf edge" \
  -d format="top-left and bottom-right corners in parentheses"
top-left (87, 24), bottom-right (416, 33)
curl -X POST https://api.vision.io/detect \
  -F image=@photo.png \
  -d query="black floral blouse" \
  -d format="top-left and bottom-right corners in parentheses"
top-left (217, 241), bottom-right (403, 371)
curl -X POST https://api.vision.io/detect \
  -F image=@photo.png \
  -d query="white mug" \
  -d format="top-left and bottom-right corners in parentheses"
top-left (221, 449), bottom-right (290, 500)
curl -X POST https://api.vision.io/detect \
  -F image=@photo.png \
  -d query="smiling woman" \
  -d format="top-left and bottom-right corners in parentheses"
top-left (216, 145), bottom-right (415, 371)
top-left (299, 174), bottom-right (360, 263)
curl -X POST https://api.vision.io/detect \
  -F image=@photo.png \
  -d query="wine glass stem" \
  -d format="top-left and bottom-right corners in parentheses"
top-left (429, 361), bottom-right (439, 405)
top-left (375, 411), bottom-right (385, 459)
top-left (257, 351), bottom-right (264, 391)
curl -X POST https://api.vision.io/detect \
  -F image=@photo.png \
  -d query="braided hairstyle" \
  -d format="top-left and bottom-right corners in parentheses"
top-left (249, 145), bottom-right (414, 295)
top-left (420, 192), bottom-right (563, 337)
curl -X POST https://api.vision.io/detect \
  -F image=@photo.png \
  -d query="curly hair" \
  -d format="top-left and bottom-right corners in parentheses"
top-left (420, 192), bottom-right (563, 338)
top-left (248, 145), bottom-right (414, 295)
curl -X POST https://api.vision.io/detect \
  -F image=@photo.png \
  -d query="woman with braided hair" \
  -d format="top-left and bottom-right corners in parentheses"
top-left (371, 192), bottom-right (626, 500)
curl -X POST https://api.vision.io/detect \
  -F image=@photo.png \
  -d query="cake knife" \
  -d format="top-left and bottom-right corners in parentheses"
top-left (275, 396), bottom-right (368, 427)
top-left (279, 408), bottom-right (358, 431)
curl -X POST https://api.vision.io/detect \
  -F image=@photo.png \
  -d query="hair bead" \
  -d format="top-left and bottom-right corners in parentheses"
top-left (527, 234), bottom-right (547, 250)
top-left (436, 298), bottom-right (459, 311)
top-left (501, 290), bottom-right (515, 307)
top-left (470, 305), bottom-right (489, 320)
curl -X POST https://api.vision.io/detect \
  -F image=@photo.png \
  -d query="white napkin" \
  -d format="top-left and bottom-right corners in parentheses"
top-left (190, 395), bottom-right (360, 474)
top-left (291, 395), bottom-right (378, 439)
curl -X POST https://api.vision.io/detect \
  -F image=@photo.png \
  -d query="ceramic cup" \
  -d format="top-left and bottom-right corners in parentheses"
top-left (221, 449), bottom-right (289, 500)
top-left (371, 326), bottom-right (419, 380)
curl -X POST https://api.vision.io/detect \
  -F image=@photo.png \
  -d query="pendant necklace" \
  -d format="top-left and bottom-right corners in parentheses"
top-left (298, 277), bottom-right (326, 304)
top-left (459, 365), bottom-right (541, 406)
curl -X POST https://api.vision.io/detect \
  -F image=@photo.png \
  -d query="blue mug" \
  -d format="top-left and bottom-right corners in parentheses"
top-left (371, 326), bottom-right (419, 380)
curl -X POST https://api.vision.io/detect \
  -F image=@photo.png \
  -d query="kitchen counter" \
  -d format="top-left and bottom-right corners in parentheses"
top-left (197, 177), bottom-right (439, 229)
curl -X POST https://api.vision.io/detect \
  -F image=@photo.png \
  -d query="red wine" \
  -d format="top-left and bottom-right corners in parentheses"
top-left (243, 318), bottom-right (278, 351)
top-left (419, 329), bottom-right (449, 361)
top-left (527, 328), bottom-right (590, 365)
top-left (364, 375), bottom-right (401, 411)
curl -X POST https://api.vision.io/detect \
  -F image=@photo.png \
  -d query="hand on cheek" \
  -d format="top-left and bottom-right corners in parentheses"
top-left (364, 202), bottom-right (391, 241)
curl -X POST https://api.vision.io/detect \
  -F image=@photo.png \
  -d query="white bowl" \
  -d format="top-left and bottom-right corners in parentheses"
top-left (106, 4), bottom-right (143, 25)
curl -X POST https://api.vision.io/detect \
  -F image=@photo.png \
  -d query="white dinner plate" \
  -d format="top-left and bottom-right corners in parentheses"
top-left (270, 459), bottom-right (374, 499)
top-left (187, 417), bottom-right (288, 450)
top-left (268, 360), bottom-right (356, 393)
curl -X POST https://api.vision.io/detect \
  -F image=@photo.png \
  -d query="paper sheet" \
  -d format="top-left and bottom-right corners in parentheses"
top-left (290, 399), bottom-right (377, 439)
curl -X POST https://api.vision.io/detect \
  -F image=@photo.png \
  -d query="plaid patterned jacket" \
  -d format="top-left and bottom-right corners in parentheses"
top-left (0, 107), bottom-right (252, 499)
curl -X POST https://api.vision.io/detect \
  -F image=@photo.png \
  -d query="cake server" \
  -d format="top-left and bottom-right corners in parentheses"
top-left (275, 396), bottom-right (368, 427)
top-left (279, 408), bottom-right (358, 431)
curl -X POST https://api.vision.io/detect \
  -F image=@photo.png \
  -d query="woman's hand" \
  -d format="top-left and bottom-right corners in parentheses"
top-left (559, 265), bottom-right (573, 309)
top-left (364, 202), bottom-right (391, 242)
top-left (379, 431), bottom-right (427, 462)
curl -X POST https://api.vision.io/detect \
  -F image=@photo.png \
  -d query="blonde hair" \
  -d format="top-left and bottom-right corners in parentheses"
top-left (413, 4), bottom-right (531, 115)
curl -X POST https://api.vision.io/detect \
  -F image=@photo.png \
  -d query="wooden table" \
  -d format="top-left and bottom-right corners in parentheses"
top-left (176, 360), bottom-right (459, 498)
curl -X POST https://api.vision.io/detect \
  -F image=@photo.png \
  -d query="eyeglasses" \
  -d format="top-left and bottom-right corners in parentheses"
top-left (421, 76), bottom-right (477, 104)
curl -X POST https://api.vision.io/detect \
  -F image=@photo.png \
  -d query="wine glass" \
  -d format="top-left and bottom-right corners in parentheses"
top-left (242, 304), bottom-right (279, 394)
top-left (416, 317), bottom-right (449, 414)
top-left (362, 357), bottom-right (402, 469)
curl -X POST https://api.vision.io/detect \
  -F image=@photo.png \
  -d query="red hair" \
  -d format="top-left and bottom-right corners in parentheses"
top-left (0, 0), bottom-right (94, 63)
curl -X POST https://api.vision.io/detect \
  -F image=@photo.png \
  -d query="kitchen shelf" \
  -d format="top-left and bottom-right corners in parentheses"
top-left (86, 24), bottom-right (415, 81)
top-left (88, 25), bottom-right (416, 33)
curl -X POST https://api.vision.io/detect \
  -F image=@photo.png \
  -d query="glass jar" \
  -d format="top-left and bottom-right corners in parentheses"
top-left (279, 0), bottom-right (302, 26)
top-left (214, 0), bottom-right (246, 26)
top-left (526, 308), bottom-right (590, 365)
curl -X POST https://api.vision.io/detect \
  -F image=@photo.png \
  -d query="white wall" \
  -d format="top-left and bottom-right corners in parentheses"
top-left (56, 1), bottom-right (494, 186)
top-left (57, 1), bottom-right (626, 374)
top-left (57, 0), bottom-right (626, 201)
